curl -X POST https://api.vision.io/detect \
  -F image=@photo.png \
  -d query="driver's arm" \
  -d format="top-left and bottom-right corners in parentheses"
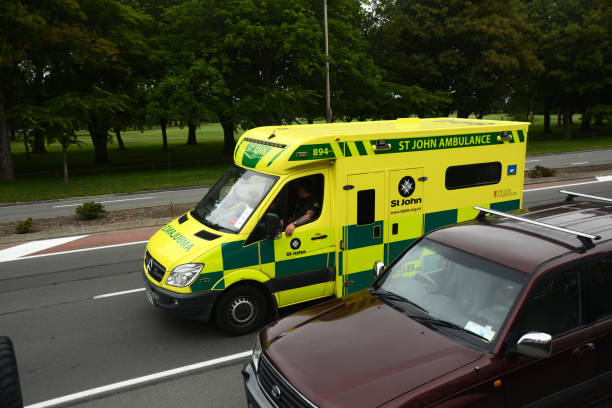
top-left (285, 209), bottom-right (315, 236)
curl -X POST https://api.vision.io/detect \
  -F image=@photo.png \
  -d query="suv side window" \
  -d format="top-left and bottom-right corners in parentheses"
top-left (588, 253), bottom-right (612, 321)
top-left (515, 266), bottom-right (583, 338)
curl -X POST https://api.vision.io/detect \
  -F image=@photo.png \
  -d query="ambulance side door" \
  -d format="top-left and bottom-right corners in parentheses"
top-left (386, 168), bottom-right (424, 264)
top-left (258, 170), bottom-right (335, 307)
top-left (343, 171), bottom-right (386, 295)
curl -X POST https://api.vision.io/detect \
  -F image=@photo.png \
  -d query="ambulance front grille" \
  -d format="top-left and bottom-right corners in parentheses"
top-left (257, 356), bottom-right (316, 408)
top-left (145, 251), bottom-right (165, 282)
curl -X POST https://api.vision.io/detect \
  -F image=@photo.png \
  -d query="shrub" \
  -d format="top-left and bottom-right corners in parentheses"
top-left (75, 201), bottom-right (105, 219)
top-left (15, 217), bottom-right (33, 234)
top-left (528, 165), bottom-right (556, 178)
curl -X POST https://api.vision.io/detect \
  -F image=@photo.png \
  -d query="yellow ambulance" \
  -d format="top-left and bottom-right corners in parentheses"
top-left (143, 118), bottom-right (529, 334)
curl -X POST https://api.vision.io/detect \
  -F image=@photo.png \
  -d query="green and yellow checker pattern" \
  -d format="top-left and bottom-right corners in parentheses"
top-left (337, 198), bottom-right (521, 296)
top-left (189, 234), bottom-right (336, 306)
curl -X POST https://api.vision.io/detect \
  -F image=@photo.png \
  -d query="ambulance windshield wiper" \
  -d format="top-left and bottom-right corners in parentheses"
top-left (409, 315), bottom-right (489, 342)
top-left (369, 288), bottom-right (428, 314)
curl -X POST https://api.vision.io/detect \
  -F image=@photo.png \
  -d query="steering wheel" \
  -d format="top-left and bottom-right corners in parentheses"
top-left (414, 272), bottom-right (439, 293)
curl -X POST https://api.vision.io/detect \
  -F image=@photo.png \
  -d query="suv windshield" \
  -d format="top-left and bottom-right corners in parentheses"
top-left (375, 239), bottom-right (528, 347)
top-left (191, 165), bottom-right (277, 233)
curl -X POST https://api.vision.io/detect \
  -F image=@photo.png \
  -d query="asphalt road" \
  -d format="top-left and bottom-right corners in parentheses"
top-left (2, 148), bottom-right (611, 223)
top-left (1, 180), bottom-right (611, 407)
top-left (0, 187), bottom-right (210, 223)
top-left (524, 148), bottom-right (612, 170)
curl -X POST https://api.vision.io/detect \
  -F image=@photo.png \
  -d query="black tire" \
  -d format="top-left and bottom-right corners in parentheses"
top-left (214, 285), bottom-right (268, 336)
top-left (0, 336), bottom-right (23, 408)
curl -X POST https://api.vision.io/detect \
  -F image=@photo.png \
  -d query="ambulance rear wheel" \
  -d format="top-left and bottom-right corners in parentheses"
top-left (215, 286), bottom-right (268, 335)
top-left (0, 336), bottom-right (23, 408)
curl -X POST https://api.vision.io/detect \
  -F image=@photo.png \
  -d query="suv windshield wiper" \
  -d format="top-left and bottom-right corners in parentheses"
top-left (369, 288), bottom-right (429, 314)
top-left (410, 315), bottom-right (490, 342)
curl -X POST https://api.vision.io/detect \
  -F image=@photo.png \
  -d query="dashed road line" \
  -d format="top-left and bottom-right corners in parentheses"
top-left (24, 351), bottom-right (252, 408)
top-left (93, 288), bottom-right (146, 299)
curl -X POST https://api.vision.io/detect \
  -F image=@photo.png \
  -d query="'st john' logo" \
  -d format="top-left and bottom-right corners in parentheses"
top-left (398, 176), bottom-right (415, 198)
top-left (290, 238), bottom-right (301, 250)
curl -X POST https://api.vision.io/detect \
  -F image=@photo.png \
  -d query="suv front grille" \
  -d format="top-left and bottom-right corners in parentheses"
top-left (257, 356), bottom-right (316, 408)
top-left (145, 251), bottom-right (166, 282)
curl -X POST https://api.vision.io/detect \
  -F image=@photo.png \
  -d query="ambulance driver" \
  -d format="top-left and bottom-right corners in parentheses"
top-left (284, 178), bottom-right (320, 237)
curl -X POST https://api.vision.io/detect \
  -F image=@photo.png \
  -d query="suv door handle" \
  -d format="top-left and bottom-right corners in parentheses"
top-left (572, 343), bottom-right (595, 356)
top-left (311, 234), bottom-right (328, 241)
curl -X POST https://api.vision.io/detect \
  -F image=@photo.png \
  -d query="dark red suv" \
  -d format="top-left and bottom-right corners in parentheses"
top-left (242, 191), bottom-right (612, 407)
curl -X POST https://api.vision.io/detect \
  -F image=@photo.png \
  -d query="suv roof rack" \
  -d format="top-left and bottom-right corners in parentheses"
top-left (475, 206), bottom-right (601, 250)
top-left (561, 190), bottom-right (612, 203)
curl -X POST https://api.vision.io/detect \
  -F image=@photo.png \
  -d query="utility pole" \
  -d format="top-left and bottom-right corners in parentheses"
top-left (324, 0), bottom-right (332, 123)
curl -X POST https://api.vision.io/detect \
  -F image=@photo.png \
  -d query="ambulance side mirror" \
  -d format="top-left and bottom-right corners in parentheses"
top-left (264, 213), bottom-right (282, 239)
top-left (373, 261), bottom-right (385, 277)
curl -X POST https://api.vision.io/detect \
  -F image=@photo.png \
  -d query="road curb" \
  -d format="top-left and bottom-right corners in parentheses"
top-left (0, 218), bottom-right (170, 245)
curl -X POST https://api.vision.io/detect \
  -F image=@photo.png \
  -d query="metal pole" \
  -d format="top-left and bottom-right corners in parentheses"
top-left (324, 0), bottom-right (332, 123)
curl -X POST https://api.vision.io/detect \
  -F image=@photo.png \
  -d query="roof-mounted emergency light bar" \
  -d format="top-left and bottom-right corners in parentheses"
top-left (561, 190), bottom-right (612, 203)
top-left (474, 206), bottom-right (601, 250)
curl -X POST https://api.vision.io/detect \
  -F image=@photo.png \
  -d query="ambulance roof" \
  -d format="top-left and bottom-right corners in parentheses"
top-left (234, 117), bottom-right (530, 172)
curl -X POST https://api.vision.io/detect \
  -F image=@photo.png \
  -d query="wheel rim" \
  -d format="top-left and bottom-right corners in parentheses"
top-left (228, 296), bottom-right (257, 327)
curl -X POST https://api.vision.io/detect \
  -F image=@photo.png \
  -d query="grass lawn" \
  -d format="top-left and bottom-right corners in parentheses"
top-left (1, 117), bottom-right (611, 203)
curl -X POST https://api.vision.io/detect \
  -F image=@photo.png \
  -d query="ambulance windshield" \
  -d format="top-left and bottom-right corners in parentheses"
top-left (191, 165), bottom-right (278, 233)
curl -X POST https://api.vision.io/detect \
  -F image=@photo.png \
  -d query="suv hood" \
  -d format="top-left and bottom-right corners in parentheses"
top-left (262, 291), bottom-right (483, 408)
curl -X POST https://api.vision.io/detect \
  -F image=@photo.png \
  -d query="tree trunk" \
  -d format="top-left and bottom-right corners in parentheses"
top-left (186, 123), bottom-right (197, 145)
top-left (0, 87), bottom-right (15, 181)
top-left (456, 109), bottom-right (471, 118)
top-left (63, 145), bottom-right (69, 183)
top-left (562, 108), bottom-right (572, 140)
top-left (9, 127), bottom-right (16, 141)
top-left (161, 118), bottom-right (168, 151)
top-left (307, 118), bottom-right (314, 124)
top-left (24, 132), bottom-right (30, 160)
top-left (543, 102), bottom-right (552, 135)
top-left (556, 111), bottom-right (562, 127)
top-left (114, 129), bottom-right (126, 150)
top-left (220, 116), bottom-right (235, 155)
top-left (581, 111), bottom-right (592, 131)
top-left (32, 131), bottom-right (46, 153)
top-left (88, 120), bottom-right (110, 163)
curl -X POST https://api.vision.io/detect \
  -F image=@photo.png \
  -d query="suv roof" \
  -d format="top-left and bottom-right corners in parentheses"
top-left (430, 198), bottom-right (612, 274)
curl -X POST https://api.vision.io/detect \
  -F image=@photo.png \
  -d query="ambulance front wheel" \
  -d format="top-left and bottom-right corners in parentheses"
top-left (214, 285), bottom-right (268, 336)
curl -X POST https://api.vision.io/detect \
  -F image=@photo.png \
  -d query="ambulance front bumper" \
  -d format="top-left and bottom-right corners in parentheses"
top-left (143, 273), bottom-right (219, 322)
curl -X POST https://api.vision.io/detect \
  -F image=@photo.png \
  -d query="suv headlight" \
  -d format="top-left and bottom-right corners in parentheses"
top-left (166, 263), bottom-right (204, 287)
top-left (252, 335), bottom-right (262, 372)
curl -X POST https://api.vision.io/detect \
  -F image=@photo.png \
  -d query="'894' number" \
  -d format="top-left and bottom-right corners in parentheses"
top-left (312, 147), bottom-right (330, 157)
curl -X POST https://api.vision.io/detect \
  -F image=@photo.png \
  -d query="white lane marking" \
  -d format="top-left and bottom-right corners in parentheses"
top-left (571, 161), bottom-right (589, 165)
top-left (596, 175), bottom-right (612, 181)
top-left (24, 351), bottom-right (252, 408)
top-left (0, 235), bottom-right (88, 262)
top-left (525, 159), bottom-right (541, 163)
top-left (93, 288), bottom-right (146, 299)
top-left (524, 179), bottom-right (607, 192)
top-left (52, 196), bottom-right (156, 208)
top-left (6, 240), bottom-right (149, 262)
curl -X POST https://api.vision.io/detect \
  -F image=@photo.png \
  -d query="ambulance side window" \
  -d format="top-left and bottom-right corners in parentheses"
top-left (357, 189), bottom-right (375, 225)
top-left (445, 162), bottom-right (501, 190)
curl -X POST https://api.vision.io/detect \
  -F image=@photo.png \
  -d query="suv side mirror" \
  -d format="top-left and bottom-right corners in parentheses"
top-left (516, 332), bottom-right (552, 358)
top-left (373, 261), bottom-right (385, 277)
top-left (264, 213), bottom-right (282, 239)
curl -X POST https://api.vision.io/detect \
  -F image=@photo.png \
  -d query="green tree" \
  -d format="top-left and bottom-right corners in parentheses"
top-left (527, 0), bottom-right (612, 139)
top-left (369, 0), bottom-right (538, 118)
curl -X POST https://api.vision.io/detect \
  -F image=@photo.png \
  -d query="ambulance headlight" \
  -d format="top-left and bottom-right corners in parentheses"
top-left (166, 263), bottom-right (204, 287)
top-left (252, 336), bottom-right (262, 372)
